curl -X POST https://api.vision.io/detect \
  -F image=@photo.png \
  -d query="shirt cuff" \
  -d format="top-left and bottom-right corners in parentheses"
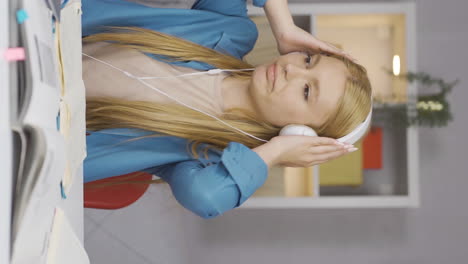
top-left (252, 0), bottom-right (268, 8)
top-left (221, 142), bottom-right (268, 205)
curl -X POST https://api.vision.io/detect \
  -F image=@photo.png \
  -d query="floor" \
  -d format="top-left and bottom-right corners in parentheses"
top-left (83, 182), bottom-right (202, 264)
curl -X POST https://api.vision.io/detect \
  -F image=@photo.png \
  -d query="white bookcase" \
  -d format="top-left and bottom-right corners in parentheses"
top-left (241, 2), bottom-right (419, 209)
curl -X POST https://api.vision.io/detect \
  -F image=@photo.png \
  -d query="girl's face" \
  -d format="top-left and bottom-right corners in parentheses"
top-left (249, 52), bottom-right (349, 127)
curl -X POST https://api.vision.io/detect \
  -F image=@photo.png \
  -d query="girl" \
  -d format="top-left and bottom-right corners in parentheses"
top-left (82, 0), bottom-right (372, 218)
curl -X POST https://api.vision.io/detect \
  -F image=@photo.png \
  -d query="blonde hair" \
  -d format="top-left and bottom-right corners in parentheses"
top-left (84, 26), bottom-right (372, 161)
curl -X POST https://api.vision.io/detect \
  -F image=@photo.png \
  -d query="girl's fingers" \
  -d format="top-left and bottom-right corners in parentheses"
top-left (314, 148), bottom-right (352, 162)
top-left (309, 137), bottom-right (342, 146)
top-left (324, 42), bottom-right (341, 53)
top-left (339, 50), bottom-right (358, 63)
top-left (344, 53), bottom-right (358, 63)
top-left (310, 145), bottom-right (347, 154)
top-left (319, 42), bottom-right (358, 63)
top-left (320, 44), bottom-right (337, 55)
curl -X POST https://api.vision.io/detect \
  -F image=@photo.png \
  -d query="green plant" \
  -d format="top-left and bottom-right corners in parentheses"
top-left (375, 70), bottom-right (459, 128)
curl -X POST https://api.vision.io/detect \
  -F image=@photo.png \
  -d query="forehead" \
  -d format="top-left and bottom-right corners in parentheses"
top-left (309, 56), bottom-right (348, 126)
top-left (319, 56), bottom-right (349, 84)
top-left (317, 55), bottom-right (347, 69)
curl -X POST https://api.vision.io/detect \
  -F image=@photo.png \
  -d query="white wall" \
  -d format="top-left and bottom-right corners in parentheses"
top-left (189, 0), bottom-right (468, 263)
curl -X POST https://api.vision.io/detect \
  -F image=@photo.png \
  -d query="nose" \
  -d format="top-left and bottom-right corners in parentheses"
top-left (285, 63), bottom-right (307, 80)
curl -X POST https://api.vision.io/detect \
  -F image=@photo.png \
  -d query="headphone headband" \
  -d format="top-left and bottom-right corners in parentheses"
top-left (336, 107), bottom-right (372, 144)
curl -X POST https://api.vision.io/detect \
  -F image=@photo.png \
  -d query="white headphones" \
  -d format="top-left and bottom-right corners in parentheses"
top-left (279, 110), bottom-right (372, 144)
top-left (82, 52), bottom-right (372, 144)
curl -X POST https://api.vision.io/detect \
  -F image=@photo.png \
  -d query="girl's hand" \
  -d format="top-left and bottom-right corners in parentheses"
top-left (269, 135), bottom-right (357, 167)
top-left (262, 0), bottom-right (357, 63)
top-left (276, 25), bottom-right (358, 63)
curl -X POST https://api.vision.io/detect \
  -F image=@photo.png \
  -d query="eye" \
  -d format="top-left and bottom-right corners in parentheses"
top-left (304, 84), bottom-right (310, 101)
top-left (305, 54), bottom-right (312, 65)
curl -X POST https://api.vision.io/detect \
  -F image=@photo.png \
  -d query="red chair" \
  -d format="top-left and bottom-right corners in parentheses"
top-left (84, 172), bottom-right (153, 209)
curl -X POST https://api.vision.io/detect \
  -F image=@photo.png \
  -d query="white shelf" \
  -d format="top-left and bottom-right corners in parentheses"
top-left (1, 0), bottom-right (13, 262)
top-left (241, 196), bottom-right (418, 209)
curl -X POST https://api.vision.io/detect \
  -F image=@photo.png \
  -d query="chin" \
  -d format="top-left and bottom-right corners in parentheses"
top-left (249, 69), bottom-right (259, 90)
top-left (253, 65), bottom-right (268, 86)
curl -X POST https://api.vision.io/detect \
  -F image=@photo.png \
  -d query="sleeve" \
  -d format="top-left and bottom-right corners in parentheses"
top-left (192, 0), bottom-right (268, 17)
top-left (81, 0), bottom-right (261, 69)
top-left (144, 142), bottom-right (268, 219)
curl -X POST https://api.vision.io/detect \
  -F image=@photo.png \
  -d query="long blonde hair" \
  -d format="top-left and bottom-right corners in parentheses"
top-left (84, 26), bottom-right (372, 160)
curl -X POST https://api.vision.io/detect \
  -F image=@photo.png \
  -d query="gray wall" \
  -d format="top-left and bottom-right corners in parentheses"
top-left (190, 0), bottom-right (468, 263)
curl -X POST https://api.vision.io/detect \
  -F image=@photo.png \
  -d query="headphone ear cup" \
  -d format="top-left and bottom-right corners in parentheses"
top-left (279, 124), bottom-right (318, 137)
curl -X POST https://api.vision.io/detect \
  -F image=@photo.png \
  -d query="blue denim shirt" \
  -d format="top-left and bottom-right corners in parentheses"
top-left (83, 0), bottom-right (270, 218)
